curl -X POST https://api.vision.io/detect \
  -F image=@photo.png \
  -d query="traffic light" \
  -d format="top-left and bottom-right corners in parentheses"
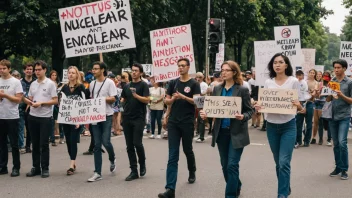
top-left (208, 18), bottom-right (225, 54)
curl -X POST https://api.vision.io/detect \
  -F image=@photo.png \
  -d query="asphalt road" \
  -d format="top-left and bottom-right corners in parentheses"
top-left (1, 127), bottom-right (352, 198)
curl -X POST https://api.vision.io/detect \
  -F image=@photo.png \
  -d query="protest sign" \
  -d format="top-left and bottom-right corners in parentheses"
top-left (301, 48), bottom-right (316, 76)
top-left (150, 24), bottom-right (196, 82)
top-left (193, 96), bottom-right (205, 108)
top-left (258, 88), bottom-right (298, 114)
top-left (254, 41), bottom-right (280, 86)
top-left (122, 68), bottom-right (131, 73)
top-left (328, 82), bottom-right (340, 91)
top-left (57, 98), bottom-right (106, 124)
top-left (62, 69), bottom-right (68, 83)
top-left (142, 64), bottom-right (153, 76)
top-left (274, 25), bottom-right (302, 67)
top-left (58, 0), bottom-right (136, 58)
top-left (320, 87), bottom-right (335, 96)
top-left (340, 41), bottom-right (352, 75)
top-left (314, 65), bottom-right (324, 73)
top-left (117, 88), bottom-right (122, 97)
top-left (215, 44), bottom-right (225, 72)
top-left (203, 96), bottom-right (242, 118)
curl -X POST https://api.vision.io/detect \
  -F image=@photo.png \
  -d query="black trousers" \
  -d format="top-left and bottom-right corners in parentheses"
top-left (24, 111), bottom-right (31, 149)
top-left (62, 124), bottom-right (80, 160)
top-left (28, 115), bottom-right (51, 170)
top-left (0, 119), bottom-right (20, 170)
top-left (122, 118), bottom-right (146, 173)
top-left (88, 124), bottom-right (95, 152)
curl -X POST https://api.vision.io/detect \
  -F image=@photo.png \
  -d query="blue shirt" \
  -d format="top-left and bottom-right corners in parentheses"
top-left (221, 85), bottom-right (235, 128)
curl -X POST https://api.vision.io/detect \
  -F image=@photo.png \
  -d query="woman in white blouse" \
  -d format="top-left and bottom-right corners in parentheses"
top-left (255, 53), bottom-right (303, 198)
top-left (149, 78), bottom-right (165, 139)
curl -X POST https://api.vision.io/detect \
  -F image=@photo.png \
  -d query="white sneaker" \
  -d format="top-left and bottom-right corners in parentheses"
top-left (149, 135), bottom-right (155, 139)
top-left (196, 138), bottom-right (204, 143)
top-left (156, 135), bottom-right (161, 139)
top-left (87, 172), bottom-right (102, 182)
top-left (327, 141), bottom-right (332, 146)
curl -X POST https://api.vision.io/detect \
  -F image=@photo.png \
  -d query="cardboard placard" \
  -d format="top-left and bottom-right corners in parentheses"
top-left (203, 96), bottom-right (242, 118)
top-left (258, 88), bottom-right (298, 115)
top-left (58, 0), bottom-right (136, 58)
top-left (57, 98), bottom-right (106, 124)
top-left (301, 48), bottom-right (316, 77)
top-left (193, 96), bottom-right (205, 108)
top-left (62, 69), bottom-right (68, 83)
top-left (150, 24), bottom-right (196, 82)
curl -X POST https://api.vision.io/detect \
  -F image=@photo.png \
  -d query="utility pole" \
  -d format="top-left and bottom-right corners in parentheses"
top-left (205, 0), bottom-right (210, 78)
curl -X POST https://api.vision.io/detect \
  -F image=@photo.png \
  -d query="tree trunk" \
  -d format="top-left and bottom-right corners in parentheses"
top-left (51, 24), bottom-right (65, 80)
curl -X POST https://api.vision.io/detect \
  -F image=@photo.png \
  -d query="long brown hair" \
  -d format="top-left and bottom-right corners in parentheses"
top-left (221, 61), bottom-right (243, 86)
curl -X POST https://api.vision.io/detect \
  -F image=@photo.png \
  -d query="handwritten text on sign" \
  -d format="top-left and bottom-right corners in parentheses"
top-left (274, 25), bottom-right (302, 67)
top-left (258, 88), bottom-right (298, 115)
top-left (150, 24), bottom-right (196, 82)
top-left (340, 41), bottom-right (352, 75)
top-left (62, 69), bottom-right (68, 83)
top-left (57, 98), bottom-right (106, 124)
top-left (254, 41), bottom-right (279, 86)
top-left (58, 0), bottom-right (136, 58)
top-left (320, 87), bottom-right (336, 96)
top-left (203, 96), bottom-right (242, 118)
top-left (193, 96), bottom-right (205, 108)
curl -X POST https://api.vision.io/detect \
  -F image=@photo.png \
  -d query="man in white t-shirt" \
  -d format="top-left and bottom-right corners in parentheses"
top-left (87, 61), bottom-right (117, 182)
top-left (195, 72), bottom-right (208, 143)
top-left (23, 60), bottom-right (58, 178)
top-left (0, 60), bottom-right (23, 177)
top-left (246, 71), bottom-right (254, 94)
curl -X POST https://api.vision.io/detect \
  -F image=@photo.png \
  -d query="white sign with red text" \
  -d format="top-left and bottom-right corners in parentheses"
top-left (58, 0), bottom-right (136, 58)
top-left (150, 24), bottom-right (196, 82)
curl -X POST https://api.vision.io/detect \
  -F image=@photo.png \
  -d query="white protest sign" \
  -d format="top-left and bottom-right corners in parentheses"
top-left (215, 43), bottom-right (225, 72)
top-left (314, 65), bottom-right (324, 73)
top-left (254, 41), bottom-right (280, 86)
top-left (116, 88), bottom-right (122, 97)
top-left (57, 98), bottom-right (106, 124)
top-left (203, 96), bottom-right (242, 118)
top-left (320, 87), bottom-right (335, 96)
top-left (62, 69), bottom-right (68, 83)
top-left (150, 24), bottom-right (196, 82)
top-left (301, 48), bottom-right (316, 77)
top-left (122, 68), bottom-right (131, 73)
top-left (258, 88), bottom-right (298, 115)
top-left (58, 0), bottom-right (136, 58)
top-left (142, 64), bottom-right (153, 76)
top-left (340, 41), bottom-right (352, 75)
top-left (193, 96), bottom-right (205, 108)
top-left (274, 25), bottom-right (302, 67)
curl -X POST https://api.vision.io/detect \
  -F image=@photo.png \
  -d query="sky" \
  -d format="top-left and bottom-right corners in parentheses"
top-left (321, 0), bottom-right (350, 35)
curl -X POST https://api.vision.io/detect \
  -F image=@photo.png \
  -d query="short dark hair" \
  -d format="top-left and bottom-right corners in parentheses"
top-left (267, 53), bottom-right (293, 78)
top-left (0, 59), bottom-right (11, 69)
top-left (333, 59), bottom-right (348, 69)
top-left (131, 63), bottom-right (143, 73)
top-left (92, 61), bottom-right (108, 76)
top-left (23, 63), bottom-right (34, 70)
top-left (34, 60), bottom-right (48, 70)
top-left (295, 70), bottom-right (304, 75)
top-left (177, 58), bottom-right (190, 66)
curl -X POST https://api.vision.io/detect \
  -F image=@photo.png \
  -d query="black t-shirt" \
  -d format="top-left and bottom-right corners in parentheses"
top-left (167, 78), bottom-right (201, 123)
top-left (121, 81), bottom-right (150, 120)
top-left (60, 84), bottom-right (87, 100)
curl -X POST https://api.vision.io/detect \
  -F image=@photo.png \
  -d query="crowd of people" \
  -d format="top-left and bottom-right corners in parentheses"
top-left (0, 55), bottom-right (351, 198)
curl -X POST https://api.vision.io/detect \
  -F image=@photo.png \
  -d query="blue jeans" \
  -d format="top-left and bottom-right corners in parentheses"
top-left (296, 101), bottom-right (313, 144)
top-left (217, 129), bottom-right (243, 198)
top-left (165, 121), bottom-right (196, 190)
top-left (329, 118), bottom-right (349, 171)
top-left (151, 110), bottom-right (163, 135)
top-left (267, 118), bottom-right (296, 198)
top-left (91, 116), bottom-right (115, 175)
top-left (18, 112), bottom-right (25, 148)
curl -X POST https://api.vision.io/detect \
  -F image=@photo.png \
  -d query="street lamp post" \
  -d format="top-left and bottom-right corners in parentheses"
top-left (205, 0), bottom-right (210, 78)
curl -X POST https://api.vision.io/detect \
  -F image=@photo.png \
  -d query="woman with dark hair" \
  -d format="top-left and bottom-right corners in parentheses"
top-left (255, 53), bottom-right (302, 198)
top-left (200, 60), bottom-right (253, 198)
